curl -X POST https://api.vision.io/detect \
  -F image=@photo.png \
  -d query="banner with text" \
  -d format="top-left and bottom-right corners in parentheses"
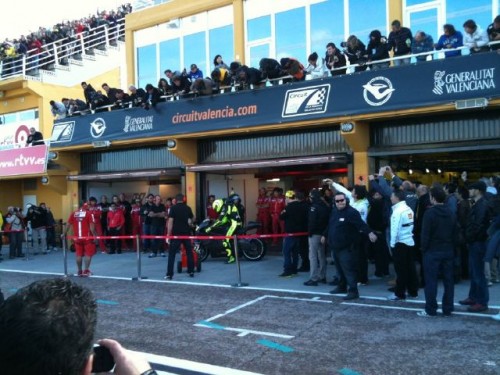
top-left (51, 53), bottom-right (499, 147)
top-left (0, 145), bottom-right (48, 177)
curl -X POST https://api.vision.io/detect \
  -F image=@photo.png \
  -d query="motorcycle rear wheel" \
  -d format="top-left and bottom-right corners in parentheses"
top-left (242, 239), bottom-right (266, 261)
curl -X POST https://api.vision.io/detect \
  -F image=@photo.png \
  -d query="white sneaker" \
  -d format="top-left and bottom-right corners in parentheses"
top-left (387, 293), bottom-right (404, 301)
top-left (492, 313), bottom-right (500, 321)
top-left (417, 310), bottom-right (436, 317)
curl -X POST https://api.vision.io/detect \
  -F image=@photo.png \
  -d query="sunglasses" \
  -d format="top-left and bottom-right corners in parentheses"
top-left (335, 199), bottom-right (345, 203)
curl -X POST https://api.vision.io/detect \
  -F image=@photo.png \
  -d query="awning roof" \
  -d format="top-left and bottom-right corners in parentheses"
top-left (67, 168), bottom-right (183, 181)
top-left (186, 154), bottom-right (350, 172)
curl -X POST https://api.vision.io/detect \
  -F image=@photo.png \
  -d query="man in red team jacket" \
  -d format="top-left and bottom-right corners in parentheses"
top-left (62, 202), bottom-right (98, 277)
top-left (107, 202), bottom-right (125, 254)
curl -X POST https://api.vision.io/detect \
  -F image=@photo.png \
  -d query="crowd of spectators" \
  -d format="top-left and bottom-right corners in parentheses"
top-left (50, 15), bottom-right (500, 118)
top-left (262, 169), bottom-right (499, 317)
top-left (0, 203), bottom-right (58, 262)
top-left (0, 3), bottom-right (132, 77)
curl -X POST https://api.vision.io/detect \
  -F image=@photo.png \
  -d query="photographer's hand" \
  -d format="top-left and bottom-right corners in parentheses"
top-left (97, 339), bottom-right (153, 375)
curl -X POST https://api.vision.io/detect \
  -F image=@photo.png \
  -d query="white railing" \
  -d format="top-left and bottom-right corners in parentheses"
top-left (0, 19), bottom-right (125, 80)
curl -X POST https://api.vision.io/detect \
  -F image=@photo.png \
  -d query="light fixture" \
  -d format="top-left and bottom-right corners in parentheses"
top-left (41, 176), bottom-right (49, 185)
top-left (340, 122), bottom-right (354, 133)
top-left (425, 168), bottom-right (430, 173)
top-left (408, 168), bottom-right (413, 175)
top-left (48, 151), bottom-right (58, 160)
top-left (166, 139), bottom-right (176, 149)
top-left (455, 98), bottom-right (488, 110)
top-left (266, 178), bottom-right (280, 182)
top-left (437, 168), bottom-right (442, 174)
top-left (92, 140), bottom-right (111, 148)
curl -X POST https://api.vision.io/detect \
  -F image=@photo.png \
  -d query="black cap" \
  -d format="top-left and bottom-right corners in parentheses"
top-left (468, 181), bottom-right (487, 192)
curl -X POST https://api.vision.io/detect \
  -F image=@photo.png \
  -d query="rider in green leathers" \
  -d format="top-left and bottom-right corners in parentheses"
top-left (206, 195), bottom-right (243, 264)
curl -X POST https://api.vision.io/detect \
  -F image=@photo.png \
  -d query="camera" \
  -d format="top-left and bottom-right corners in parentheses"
top-left (91, 345), bottom-right (115, 373)
top-left (340, 41), bottom-right (347, 48)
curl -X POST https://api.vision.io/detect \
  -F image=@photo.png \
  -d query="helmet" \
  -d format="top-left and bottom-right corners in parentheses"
top-left (228, 194), bottom-right (240, 203)
top-left (212, 199), bottom-right (224, 213)
top-left (285, 190), bottom-right (295, 199)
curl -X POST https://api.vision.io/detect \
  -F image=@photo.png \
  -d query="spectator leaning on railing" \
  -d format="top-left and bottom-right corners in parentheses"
top-left (487, 15), bottom-right (500, 50)
top-left (434, 24), bottom-right (463, 58)
top-left (412, 31), bottom-right (434, 63)
top-left (463, 19), bottom-right (490, 53)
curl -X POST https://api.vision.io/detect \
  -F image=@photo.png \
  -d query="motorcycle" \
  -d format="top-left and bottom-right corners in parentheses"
top-left (194, 219), bottom-right (266, 262)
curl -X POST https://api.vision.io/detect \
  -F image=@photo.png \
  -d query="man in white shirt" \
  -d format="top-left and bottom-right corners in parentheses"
top-left (387, 190), bottom-right (419, 301)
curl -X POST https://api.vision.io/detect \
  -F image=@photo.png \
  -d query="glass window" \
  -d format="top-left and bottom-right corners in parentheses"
top-left (19, 109), bottom-right (38, 121)
top-left (183, 31), bottom-right (207, 76)
top-left (349, 0), bottom-right (387, 44)
top-left (406, 0), bottom-right (433, 6)
top-left (160, 38), bottom-right (181, 74)
top-left (137, 44), bottom-right (157, 89)
top-left (249, 44), bottom-right (270, 68)
top-left (446, 0), bottom-right (491, 33)
top-left (275, 7), bottom-right (306, 62)
top-left (310, 0), bottom-right (344, 57)
top-left (410, 8), bottom-right (439, 42)
top-left (209, 25), bottom-right (234, 71)
top-left (248, 15), bottom-right (271, 41)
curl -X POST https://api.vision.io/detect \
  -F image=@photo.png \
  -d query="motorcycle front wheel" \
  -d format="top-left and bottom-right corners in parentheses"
top-left (242, 239), bottom-right (266, 261)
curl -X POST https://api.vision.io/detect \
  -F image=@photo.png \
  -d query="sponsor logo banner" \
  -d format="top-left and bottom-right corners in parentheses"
top-left (0, 145), bottom-right (48, 176)
top-left (50, 53), bottom-right (499, 147)
top-left (432, 68), bottom-right (495, 95)
top-left (0, 120), bottom-right (40, 148)
top-left (50, 121), bottom-right (76, 144)
top-left (282, 84), bottom-right (330, 117)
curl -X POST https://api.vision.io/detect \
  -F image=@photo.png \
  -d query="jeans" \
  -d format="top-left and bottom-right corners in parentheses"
top-left (167, 239), bottom-right (194, 277)
top-left (467, 241), bottom-right (489, 306)
top-left (142, 223), bottom-right (152, 251)
top-left (32, 227), bottom-right (47, 254)
top-left (150, 224), bottom-right (165, 254)
top-left (308, 235), bottom-right (326, 281)
top-left (423, 250), bottom-right (455, 315)
top-left (282, 237), bottom-right (300, 274)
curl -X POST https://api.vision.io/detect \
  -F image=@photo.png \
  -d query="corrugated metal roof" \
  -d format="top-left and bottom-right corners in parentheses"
top-left (198, 127), bottom-right (350, 163)
top-left (81, 145), bottom-right (183, 173)
top-left (371, 111), bottom-right (500, 147)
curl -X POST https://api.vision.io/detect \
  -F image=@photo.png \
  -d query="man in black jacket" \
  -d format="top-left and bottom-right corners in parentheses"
top-left (388, 20), bottom-right (413, 66)
top-left (25, 204), bottom-right (48, 255)
top-left (165, 194), bottom-right (194, 280)
top-left (304, 189), bottom-right (330, 286)
top-left (459, 181), bottom-right (491, 312)
top-left (279, 190), bottom-right (309, 277)
top-left (322, 192), bottom-right (377, 300)
top-left (419, 186), bottom-right (457, 317)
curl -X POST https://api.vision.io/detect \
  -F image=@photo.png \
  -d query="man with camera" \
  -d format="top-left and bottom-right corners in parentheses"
top-left (5, 206), bottom-right (25, 258)
top-left (0, 278), bottom-right (157, 375)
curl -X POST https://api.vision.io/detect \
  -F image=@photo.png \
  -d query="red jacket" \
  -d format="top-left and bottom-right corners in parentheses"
top-left (107, 210), bottom-right (125, 229)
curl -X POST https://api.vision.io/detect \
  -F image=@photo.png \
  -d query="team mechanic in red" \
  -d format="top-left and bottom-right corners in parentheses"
top-left (62, 202), bottom-right (98, 277)
top-left (88, 196), bottom-right (105, 252)
top-left (256, 187), bottom-right (270, 234)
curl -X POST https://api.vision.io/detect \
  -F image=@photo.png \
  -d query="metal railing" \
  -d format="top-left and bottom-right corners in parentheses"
top-left (0, 19), bottom-right (125, 80)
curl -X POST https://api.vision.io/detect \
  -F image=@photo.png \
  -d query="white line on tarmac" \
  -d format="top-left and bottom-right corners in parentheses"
top-left (2, 269), bottom-right (499, 311)
top-left (134, 350), bottom-right (264, 375)
top-left (195, 323), bottom-right (294, 339)
top-left (342, 302), bottom-right (494, 318)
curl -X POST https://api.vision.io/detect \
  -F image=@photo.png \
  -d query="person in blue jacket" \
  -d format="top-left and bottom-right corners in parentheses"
top-left (434, 24), bottom-right (463, 58)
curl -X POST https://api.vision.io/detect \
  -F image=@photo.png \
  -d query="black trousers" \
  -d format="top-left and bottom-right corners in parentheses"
top-left (333, 244), bottom-right (358, 294)
top-left (167, 239), bottom-right (194, 276)
top-left (393, 242), bottom-right (419, 298)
